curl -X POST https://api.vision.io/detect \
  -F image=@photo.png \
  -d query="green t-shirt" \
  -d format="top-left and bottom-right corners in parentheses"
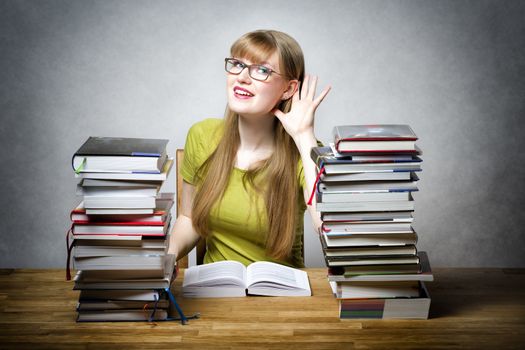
top-left (181, 118), bottom-right (307, 268)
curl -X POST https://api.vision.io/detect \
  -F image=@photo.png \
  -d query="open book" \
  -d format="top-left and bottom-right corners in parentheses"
top-left (182, 261), bottom-right (311, 298)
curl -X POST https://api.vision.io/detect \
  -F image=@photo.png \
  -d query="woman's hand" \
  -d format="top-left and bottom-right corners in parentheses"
top-left (272, 74), bottom-right (331, 142)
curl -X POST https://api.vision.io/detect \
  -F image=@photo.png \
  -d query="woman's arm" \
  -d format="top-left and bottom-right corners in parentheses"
top-left (167, 181), bottom-right (202, 260)
top-left (273, 74), bottom-right (331, 234)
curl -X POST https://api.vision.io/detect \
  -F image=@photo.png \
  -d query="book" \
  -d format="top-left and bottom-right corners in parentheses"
top-left (323, 245), bottom-right (417, 258)
top-left (311, 146), bottom-right (422, 174)
top-left (72, 218), bottom-right (170, 235)
top-left (333, 280), bottom-right (421, 299)
top-left (73, 237), bottom-right (168, 249)
top-left (77, 185), bottom-right (159, 197)
top-left (182, 261), bottom-right (311, 298)
top-left (80, 179), bottom-right (163, 187)
top-left (318, 180), bottom-right (419, 194)
top-left (322, 221), bottom-right (413, 233)
top-left (317, 191), bottom-right (412, 203)
top-left (76, 309), bottom-right (168, 322)
top-left (320, 171), bottom-right (414, 182)
top-left (329, 143), bottom-right (419, 161)
top-left (71, 199), bottom-right (172, 223)
top-left (328, 261), bottom-right (421, 275)
top-left (75, 158), bottom-right (174, 181)
top-left (82, 196), bottom-right (157, 209)
top-left (73, 255), bottom-right (176, 290)
top-left (73, 255), bottom-right (165, 271)
top-left (320, 231), bottom-right (418, 248)
top-left (321, 211), bottom-right (413, 223)
top-left (79, 289), bottom-right (163, 301)
top-left (316, 197), bottom-right (415, 212)
top-left (333, 125), bottom-right (418, 153)
top-left (76, 300), bottom-right (169, 310)
top-left (73, 239), bottom-right (168, 258)
top-left (72, 136), bottom-right (168, 173)
top-left (338, 282), bottom-right (431, 319)
top-left (325, 255), bottom-right (419, 267)
top-left (82, 192), bottom-right (174, 215)
top-left (328, 251), bottom-right (433, 282)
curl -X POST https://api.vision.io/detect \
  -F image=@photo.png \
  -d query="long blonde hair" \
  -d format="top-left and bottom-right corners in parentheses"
top-left (191, 30), bottom-right (305, 261)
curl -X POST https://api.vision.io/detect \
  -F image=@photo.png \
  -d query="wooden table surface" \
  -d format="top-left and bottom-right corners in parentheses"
top-left (1, 268), bottom-right (524, 349)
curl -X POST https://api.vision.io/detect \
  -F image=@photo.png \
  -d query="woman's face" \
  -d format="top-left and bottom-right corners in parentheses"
top-left (226, 51), bottom-right (291, 119)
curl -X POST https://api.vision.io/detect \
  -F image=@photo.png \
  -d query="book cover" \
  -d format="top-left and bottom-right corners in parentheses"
top-left (333, 125), bottom-right (418, 142)
top-left (72, 137), bottom-right (169, 174)
top-left (338, 282), bottom-right (431, 319)
top-left (74, 137), bottom-right (168, 157)
top-left (333, 125), bottom-right (419, 154)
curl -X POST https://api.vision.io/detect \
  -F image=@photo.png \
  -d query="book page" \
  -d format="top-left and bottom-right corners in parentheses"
top-left (246, 261), bottom-right (310, 290)
top-left (183, 260), bottom-right (247, 288)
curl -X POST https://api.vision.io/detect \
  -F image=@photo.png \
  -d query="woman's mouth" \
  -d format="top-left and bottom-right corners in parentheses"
top-left (233, 87), bottom-right (254, 99)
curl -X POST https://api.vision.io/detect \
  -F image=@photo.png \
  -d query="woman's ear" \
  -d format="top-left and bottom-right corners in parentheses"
top-left (282, 80), bottom-right (299, 100)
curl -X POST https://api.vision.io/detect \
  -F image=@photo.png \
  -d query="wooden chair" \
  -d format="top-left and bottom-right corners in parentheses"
top-left (175, 149), bottom-right (206, 268)
top-left (175, 149), bottom-right (304, 268)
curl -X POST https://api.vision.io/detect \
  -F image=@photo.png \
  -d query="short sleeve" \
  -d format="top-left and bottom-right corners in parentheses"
top-left (180, 118), bottom-right (223, 184)
top-left (297, 158), bottom-right (306, 190)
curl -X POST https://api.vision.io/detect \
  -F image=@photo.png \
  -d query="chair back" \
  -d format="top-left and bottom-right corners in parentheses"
top-left (176, 149), bottom-right (206, 267)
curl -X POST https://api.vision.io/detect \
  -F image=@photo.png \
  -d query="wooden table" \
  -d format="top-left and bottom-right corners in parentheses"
top-left (1, 268), bottom-right (524, 349)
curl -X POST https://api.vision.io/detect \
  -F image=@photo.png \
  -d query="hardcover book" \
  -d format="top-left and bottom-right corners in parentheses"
top-left (337, 282), bottom-right (431, 319)
top-left (333, 125), bottom-right (418, 154)
top-left (72, 137), bottom-right (168, 173)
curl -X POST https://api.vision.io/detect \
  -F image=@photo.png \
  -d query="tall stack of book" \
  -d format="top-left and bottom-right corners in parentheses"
top-left (68, 136), bottom-right (179, 322)
top-left (312, 125), bottom-right (433, 319)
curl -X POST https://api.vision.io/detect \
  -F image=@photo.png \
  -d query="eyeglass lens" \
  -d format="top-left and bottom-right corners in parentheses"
top-left (225, 59), bottom-right (271, 81)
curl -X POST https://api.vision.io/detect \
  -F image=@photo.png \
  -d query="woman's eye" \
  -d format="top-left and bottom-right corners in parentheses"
top-left (234, 61), bottom-right (245, 68)
top-left (257, 66), bottom-right (270, 74)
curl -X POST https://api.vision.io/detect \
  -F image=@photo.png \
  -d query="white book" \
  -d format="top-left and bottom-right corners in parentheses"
top-left (72, 223), bottom-right (168, 235)
top-left (323, 162), bottom-right (421, 175)
top-left (323, 245), bottom-right (417, 257)
top-left (321, 232), bottom-right (418, 247)
top-left (318, 191), bottom-right (410, 203)
top-left (77, 186), bottom-right (159, 197)
top-left (321, 171), bottom-right (412, 182)
top-left (334, 281), bottom-right (421, 299)
top-left (75, 158), bottom-right (173, 181)
top-left (319, 181), bottom-right (419, 193)
top-left (183, 261), bottom-right (311, 298)
top-left (83, 196), bottom-right (156, 209)
top-left (73, 246), bottom-right (166, 258)
top-left (73, 255), bottom-right (165, 270)
top-left (323, 222), bottom-right (413, 233)
top-left (328, 252), bottom-right (433, 282)
top-left (316, 198), bottom-right (415, 212)
top-left (79, 289), bottom-right (162, 301)
top-left (80, 179), bottom-right (162, 187)
top-left (321, 211), bottom-right (414, 223)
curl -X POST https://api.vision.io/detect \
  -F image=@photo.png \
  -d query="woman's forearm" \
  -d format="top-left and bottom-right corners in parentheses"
top-left (294, 131), bottom-right (323, 233)
top-left (168, 214), bottom-right (201, 261)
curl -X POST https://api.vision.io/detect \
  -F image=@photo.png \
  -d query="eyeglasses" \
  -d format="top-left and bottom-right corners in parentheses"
top-left (224, 58), bottom-right (284, 81)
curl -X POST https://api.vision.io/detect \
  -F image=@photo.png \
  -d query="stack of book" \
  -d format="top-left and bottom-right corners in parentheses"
top-left (312, 125), bottom-right (433, 319)
top-left (68, 136), bottom-right (178, 322)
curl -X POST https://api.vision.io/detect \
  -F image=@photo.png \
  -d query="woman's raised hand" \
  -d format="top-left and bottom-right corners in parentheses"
top-left (272, 74), bottom-right (331, 141)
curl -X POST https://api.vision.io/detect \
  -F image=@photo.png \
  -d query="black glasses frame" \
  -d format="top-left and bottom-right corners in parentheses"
top-left (224, 58), bottom-right (284, 81)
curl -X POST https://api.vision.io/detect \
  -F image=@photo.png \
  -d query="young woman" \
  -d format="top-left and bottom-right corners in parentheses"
top-left (169, 29), bottom-right (330, 268)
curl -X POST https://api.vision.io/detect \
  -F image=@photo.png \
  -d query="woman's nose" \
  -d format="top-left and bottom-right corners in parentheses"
top-left (236, 67), bottom-right (252, 84)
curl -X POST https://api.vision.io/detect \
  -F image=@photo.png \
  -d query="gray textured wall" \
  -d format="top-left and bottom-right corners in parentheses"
top-left (1, 0), bottom-right (524, 268)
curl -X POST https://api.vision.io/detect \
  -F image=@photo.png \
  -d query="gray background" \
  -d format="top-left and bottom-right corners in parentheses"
top-left (1, 0), bottom-right (524, 268)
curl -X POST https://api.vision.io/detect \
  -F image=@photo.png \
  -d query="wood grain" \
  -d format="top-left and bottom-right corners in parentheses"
top-left (0, 268), bottom-right (524, 349)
